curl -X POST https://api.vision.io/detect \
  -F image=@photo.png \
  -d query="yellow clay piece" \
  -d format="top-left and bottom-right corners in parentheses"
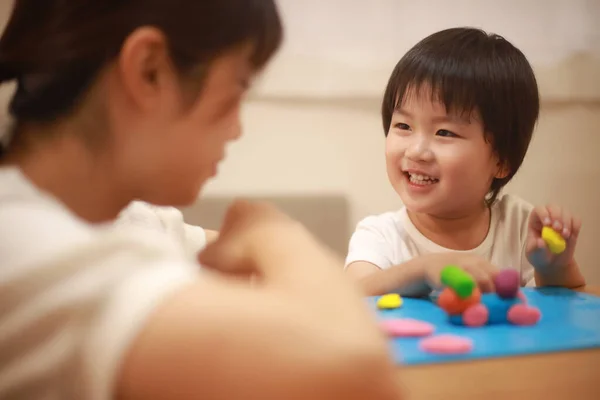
top-left (377, 293), bottom-right (403, 310)
top-left (542, 226), bottom-right (566, 254)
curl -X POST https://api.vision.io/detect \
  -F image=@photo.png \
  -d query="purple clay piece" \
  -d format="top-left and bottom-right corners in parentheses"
top-left (494, 269), bottom-right (520, 299)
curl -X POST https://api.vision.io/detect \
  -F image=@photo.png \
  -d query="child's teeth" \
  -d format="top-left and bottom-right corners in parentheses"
top-left (412, 174), bottom-right (431, 181)
top-left (409, 173), bottom-right (437, 184)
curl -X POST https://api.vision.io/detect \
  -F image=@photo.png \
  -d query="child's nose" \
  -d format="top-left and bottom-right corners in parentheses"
top-left (405, 136), bottom-right (434, 162)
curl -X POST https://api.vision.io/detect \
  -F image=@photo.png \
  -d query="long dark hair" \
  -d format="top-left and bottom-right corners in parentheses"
top-left (0, 0), bottom-right (282, 128)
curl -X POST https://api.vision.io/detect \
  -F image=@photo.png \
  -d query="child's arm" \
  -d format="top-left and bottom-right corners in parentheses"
top-left (344, 215), bottom-right (497, 296)
top-left (526, 205), bottom-right (586, 288)
top-left (352, 253), bottom-right (498, 296)
top-left (346, 261), bottom-right (380, 279)
top-left (349, 258), bottom-right (427, 296)
top-left (117, 201), bottom-right (402, 400)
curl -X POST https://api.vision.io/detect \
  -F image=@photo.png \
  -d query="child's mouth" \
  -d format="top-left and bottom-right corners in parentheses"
top-left (405, 172), bottom-right (439, 186)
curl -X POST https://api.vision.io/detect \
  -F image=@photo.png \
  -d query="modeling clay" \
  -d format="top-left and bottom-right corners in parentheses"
top-left (419, 334), bottom-right (473, 354)
top-left (437, 267), bottom-right (541, 327)
top-left (441, 265), bottom-right (475, 298)
top-left (507, 304), bottom-right (542, 325)
top-left (437, 287), bottom-right (481, 314)
top-left (380, 318), bottom-right (435, 337)
top-left (377, 293), bottom-right (403, 309)
top-left (542, 226), bottom-right (566, 254)
top-left (494, 269), bottom-right (520, 299)
top-left (462, 304), bottom-right (489, 327)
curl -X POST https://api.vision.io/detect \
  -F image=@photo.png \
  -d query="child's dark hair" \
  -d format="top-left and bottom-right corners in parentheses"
top-left (0, 0), bottom-right (282, 124)
top-left (381, 27), bottom-right (539, 205)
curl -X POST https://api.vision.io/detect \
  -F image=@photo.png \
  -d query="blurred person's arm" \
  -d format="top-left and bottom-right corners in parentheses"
top-left (117, 201), bottom-right (403, 400)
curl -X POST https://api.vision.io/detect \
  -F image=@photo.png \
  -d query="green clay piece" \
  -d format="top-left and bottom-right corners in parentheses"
top-left (441, 265), bottom-right (475, 299)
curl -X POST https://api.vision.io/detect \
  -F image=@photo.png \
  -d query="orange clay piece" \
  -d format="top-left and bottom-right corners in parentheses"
top-left (437, 287), bottom-right (482, 315)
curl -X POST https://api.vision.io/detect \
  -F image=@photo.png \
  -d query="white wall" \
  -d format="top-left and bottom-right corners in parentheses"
top-left (256, 0), bottom-right (600, 101)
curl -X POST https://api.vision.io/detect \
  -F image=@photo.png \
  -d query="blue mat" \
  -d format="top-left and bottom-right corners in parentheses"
top-left (370, 287), bottom-right (600, 365)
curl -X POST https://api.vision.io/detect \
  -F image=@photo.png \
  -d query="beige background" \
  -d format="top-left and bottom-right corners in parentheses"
top-left (197, 0), bottom-right (600, 284)
top-left (1, 1), bottom-right (599, 283)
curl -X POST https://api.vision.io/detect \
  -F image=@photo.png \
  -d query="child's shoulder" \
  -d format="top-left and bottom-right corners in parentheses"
top-left (351, 207), bottom-right (413, 243)
top-left (492, 194), bottom-right (534, 230)
top-left (0, 167), bottom-right (95, 257)
top-left (494, 194), bottom-right (533, 214)
top-left (355, 208), bottom-right (405, 230)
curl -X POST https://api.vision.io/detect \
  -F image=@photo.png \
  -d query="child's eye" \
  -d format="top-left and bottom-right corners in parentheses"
top-left (394, 123), bottom-right (411, 131)
top-left (436, 129), bottom-right (458, 138)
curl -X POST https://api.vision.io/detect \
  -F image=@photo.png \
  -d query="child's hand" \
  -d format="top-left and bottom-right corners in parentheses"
top-left (199, 199), bottom-right (303, 277)
top-left (425, 253), bottom-right (499, 293)
top-left (361, 253), bottom-right (500, 296)
top-left (526, 205), bottom-right (581, 270)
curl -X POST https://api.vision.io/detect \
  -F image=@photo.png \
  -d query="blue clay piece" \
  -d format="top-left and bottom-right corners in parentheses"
top-left (483, 294), bottom-right (522, 324)
top-left (449, 314), bottom-right (464, 325)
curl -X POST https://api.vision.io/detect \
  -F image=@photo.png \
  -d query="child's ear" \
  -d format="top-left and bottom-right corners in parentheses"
top-left (495, 160), bottom-right (510, 179)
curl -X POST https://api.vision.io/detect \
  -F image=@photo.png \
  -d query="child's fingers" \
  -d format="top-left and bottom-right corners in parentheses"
top-left (198, 239), bottom-right (253, 275)
top-left (476, 277), bottom-right (495, 293)
top-left (563, 214), bottom-right (582, 250)
top-left (477, 276), bottom-right (495, 293)
top-left (463, 265), bottom-right (496, 293)
top-left (525, 234), bottom-right (545, 254)
top-left (546, 204), bottom-right (563, 232)
top-left (529, 205), bottom-right (551, 232)
top-left (571, 215), bottom-right (582, 238)
top-left (527, 245), bottom-right (552, 269)
top-left (537, 237), bottom-right (547, 249)
top-left (558, 209), bottom-right (573, 239)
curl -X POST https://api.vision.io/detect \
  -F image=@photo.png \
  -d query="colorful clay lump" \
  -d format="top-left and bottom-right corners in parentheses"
top-left (379, 318), bottom-right (435, 337)
top-left (494, 266), bottom-right (520, 299)
top-left (440, 265), bottom-right (476, 298)
top-left (437, 267), bottom-right (541, 327)
top-left (377, 293), bottom-right (403, 310)
top-left (419, 334), bottom-right (473, 354)
top-left (541, 226), bottom-right (566, 254)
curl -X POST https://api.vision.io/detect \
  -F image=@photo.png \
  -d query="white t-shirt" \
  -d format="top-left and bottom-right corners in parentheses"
top-left (115, 201), bottom-right (207, 262)
top-left (0, 167), bottom-right (199, 399)
top-left (345, 195), bottom-right (535, 295)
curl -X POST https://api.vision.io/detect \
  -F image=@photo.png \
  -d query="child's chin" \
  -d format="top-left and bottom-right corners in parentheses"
top-left (402, 198), bottom-right (442, 215)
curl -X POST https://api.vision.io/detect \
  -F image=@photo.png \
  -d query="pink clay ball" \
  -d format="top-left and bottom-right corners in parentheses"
top-left (507, 304), bottom-right (542, 326)
top-left (463, 304), bottom-right (489, 327)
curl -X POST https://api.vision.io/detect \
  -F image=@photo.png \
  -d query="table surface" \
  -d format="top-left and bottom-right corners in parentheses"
top-left (399, 285), bottom-right (600, 400)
